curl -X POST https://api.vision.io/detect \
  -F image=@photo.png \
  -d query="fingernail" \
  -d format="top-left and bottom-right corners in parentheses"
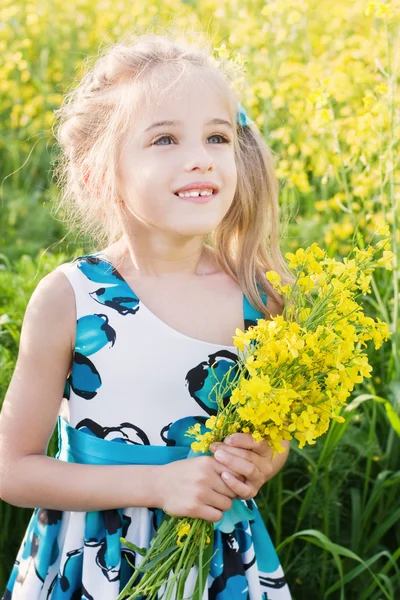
top-left (209, 444), bottom-right (216, 452)
top-left (215, 450), bottom-right (226, 460)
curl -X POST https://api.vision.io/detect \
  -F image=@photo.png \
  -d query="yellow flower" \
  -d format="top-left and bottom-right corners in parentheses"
top-left (332, 414), bottom-right (346, 423)
top-left (365, 1), bottom-right (390, 18)
top-left (377, 250), bottom-right (394, 270)
top-left (230, 388), bottom-right (247, 405)
top-left (246, 355), bottom-right (262, 376)
top-left (376, 238), bottom-right (391, 250)
top-left (375, 224), bottom-right (390, 237)
top-left (297, 274), bottom-right (315, 292)
top-left (176, 521), bottom-right (191, 547)
top-left (266, 271), bottom-right (282, 285)
top-left (298, 308), bottom-right (311, 321)
top-left (357, 272), bottom-right (372, 294)
top-left (281, 284), bottom-right (293, 297)
top-left (233, 328), bottom-right (253, 351)
top-left (285, 249), bottom-right (306, 268)
top-left (205, 416), bottom-right (217, 429)
top-left (183, 235), bottom-right (391, 459)
top-left (252, 430), bottom-right (263, 443)
top-left (185, 423), bottom-right (201, 438)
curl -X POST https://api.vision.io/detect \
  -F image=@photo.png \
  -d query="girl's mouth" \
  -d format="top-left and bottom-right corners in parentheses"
top-left (174, 190), bottom-right (217, 204)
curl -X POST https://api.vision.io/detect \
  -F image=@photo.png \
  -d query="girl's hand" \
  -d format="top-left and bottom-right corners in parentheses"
top-left (156, 455), bottom-right (246, 523)
top-left (209, 434), bottom-right (276, 500)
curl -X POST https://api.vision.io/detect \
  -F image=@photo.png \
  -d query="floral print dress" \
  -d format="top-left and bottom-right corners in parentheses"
top-left (3, 253), bottom-right (292, 600)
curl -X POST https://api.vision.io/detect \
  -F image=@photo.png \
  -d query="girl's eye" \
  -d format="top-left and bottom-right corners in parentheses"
top-left (152, 134), bottom-right (230, 146)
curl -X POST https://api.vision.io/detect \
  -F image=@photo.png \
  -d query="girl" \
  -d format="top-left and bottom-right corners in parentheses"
top-left (0, 32), bottom-right (294, 599)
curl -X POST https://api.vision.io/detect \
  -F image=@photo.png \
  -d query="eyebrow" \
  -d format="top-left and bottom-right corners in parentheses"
top-left (144, 118), bottom-right (233, 132)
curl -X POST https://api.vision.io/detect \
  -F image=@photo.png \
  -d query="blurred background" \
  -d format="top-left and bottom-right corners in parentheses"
top-left (0, 0), bottom-right (399, 598)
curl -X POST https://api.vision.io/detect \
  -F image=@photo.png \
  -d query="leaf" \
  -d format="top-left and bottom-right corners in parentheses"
top-left (350, 488), bottom-right (361, 551)
top-left (139, 544), bottom-right (179, 572)
top-left (289, 444), bottom-right (317, 469)
top-left (360, 548), bottom-right (400, 599)
top-left (365, 507), bottom-right (400, 551)
top-left (388, 380), bottom-right (400, 405)
top-left (120, 537), bottom-right (147, 557)
top-left (277, 529), bottom-right (392, 600)
top-left (383, 401), bottom-right (400, 435)
top-left (344, 394), bottom-right (387, 412)
top-left (193, 528), bottom-right (216, 600)
top-left (325, 550), bottom-right (395, 594)
top-left (345, 393), bottom-right (400, 436)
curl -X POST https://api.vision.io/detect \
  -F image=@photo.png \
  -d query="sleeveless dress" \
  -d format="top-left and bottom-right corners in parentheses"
top-left (2, 253), bottom-right (292, 600)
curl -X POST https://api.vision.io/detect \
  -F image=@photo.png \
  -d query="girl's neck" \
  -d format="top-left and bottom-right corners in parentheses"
top-left (100, 234), bottom-right (222, 278)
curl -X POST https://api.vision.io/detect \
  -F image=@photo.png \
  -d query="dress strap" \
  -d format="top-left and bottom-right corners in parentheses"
top-left (243, 290), bottom-right (267, 330)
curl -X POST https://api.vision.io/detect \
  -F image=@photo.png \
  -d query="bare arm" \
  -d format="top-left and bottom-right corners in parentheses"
top-left (0, 268), bottom-right (162, 511)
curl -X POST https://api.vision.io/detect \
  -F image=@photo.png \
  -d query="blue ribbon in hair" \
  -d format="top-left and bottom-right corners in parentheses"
top-left (237, 102), bottom-right (254, 127)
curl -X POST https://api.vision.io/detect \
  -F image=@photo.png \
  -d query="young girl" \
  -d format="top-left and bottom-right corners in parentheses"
top-left (0, 32), bottom-right (294, 599)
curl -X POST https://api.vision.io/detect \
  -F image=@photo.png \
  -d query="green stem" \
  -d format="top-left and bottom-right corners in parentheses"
top-left (275, 471), bottom-right (282, 547)
top-left (385, 19), bottom-right (400, 378)
top-left (362, 401), bottom-right (377, 508)
top-left (117, 518), bottom-right (177, 599)
top-left (163, 518), bottom-right (203, 600)
top-left (370, 274), bottom-right (390, 324)
top-left (320, 463), bottom-right (331, 591)
top-left (127, 548), bottom-right (181, 600)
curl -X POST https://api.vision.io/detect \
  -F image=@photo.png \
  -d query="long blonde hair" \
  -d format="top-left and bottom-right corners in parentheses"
top-left (52, 31), bottom-right (295, 318)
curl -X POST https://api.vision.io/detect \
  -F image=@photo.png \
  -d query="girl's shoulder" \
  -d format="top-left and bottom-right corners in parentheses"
top-left (25, 255), bottom-right (97, 348)
top-left (21, 265), bottom-right (77, 358)
top-left (54, 252), bottom-right (107, 285)
top-left (36, 263), bottom-right (76, 304)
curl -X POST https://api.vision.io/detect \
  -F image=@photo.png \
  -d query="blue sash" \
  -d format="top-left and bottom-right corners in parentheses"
top-left (57, 416), bottom-right (254, 533)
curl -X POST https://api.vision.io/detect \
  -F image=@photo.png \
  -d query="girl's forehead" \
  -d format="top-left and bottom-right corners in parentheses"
top-left (121, 67), bottom-right (235, 143)
top-left (136, 84), bottom-right (232, 128)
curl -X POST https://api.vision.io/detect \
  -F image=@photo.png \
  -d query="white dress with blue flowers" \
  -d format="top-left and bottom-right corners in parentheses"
top-left (3, 253), bottom-right (292, 600)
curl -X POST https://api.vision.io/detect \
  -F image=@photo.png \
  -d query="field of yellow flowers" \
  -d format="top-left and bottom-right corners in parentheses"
top-left (0, 0), bottom-right (399, 598)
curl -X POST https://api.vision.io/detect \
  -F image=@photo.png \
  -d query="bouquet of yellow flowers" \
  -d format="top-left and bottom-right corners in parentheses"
top-left (117, 226), bottom-right (393, 600)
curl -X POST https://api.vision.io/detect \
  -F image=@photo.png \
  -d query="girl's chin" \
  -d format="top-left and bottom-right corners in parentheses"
top-left (170, 210), bottom-right (228, 234)
top-left (168, 220), bottom-right (223, 237)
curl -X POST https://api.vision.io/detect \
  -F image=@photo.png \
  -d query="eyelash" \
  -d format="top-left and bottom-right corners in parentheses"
top-left (151, 134), bottom-right (231, 146)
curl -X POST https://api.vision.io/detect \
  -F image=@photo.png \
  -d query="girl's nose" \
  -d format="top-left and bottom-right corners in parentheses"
top-left (184, 147), bottom-right (215, 172)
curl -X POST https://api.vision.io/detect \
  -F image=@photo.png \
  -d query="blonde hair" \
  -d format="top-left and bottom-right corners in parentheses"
top-left (52, 31), bottom-right (295, 318)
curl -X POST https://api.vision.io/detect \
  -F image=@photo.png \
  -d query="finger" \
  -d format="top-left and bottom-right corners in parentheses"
top-left (212, 474), bottom-right (239, 500)
top-left (213, 445), bottom-right (274, 485)
top-left (224, 434), bottom-right (272, 457)
top-left (220, 471), bottom-right (257, 500)
top-left (214, 448), bottom-right (262, 483)
top-left (206, 488), bottom-right (234, 513)
top-left (210, 443), bottom-right (265, 472)
top-left (213, 457), bottom-right (246, 483)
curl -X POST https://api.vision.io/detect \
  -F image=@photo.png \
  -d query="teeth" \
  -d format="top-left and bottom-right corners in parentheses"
top-left (177, 189), bottom-right (214, 197)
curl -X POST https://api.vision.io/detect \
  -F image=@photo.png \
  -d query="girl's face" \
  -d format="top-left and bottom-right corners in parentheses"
top-left (117, 75), bottom-right (237, 238)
